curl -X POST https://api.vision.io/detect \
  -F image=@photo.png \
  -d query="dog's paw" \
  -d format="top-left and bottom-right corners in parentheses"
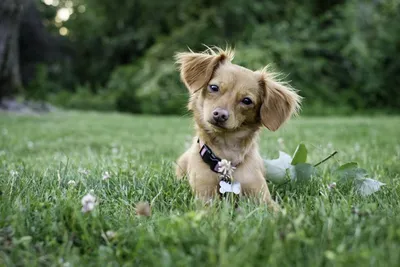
top-left (268, 201), bottom-right (282, 214)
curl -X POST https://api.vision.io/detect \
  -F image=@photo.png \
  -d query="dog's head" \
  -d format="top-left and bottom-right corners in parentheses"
top-left (175, 47), bottom-right (301, 133)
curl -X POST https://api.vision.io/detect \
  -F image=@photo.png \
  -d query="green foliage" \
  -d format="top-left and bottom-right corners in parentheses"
top-left (48, 85), bottom-right (116, 112)
top-left (291, 144), bottom-right (308, 165)
top-left (105, 65), bottom-right (142, 114)
top-left (105, 62), bottom-right (188, 114)
top-left (266, 142), bottom-right (385, 197)
top-left (23, 64), bottom-right (57, 101)
top-left (294, 163), bottom-right (316, 182)
top-left (234, 0), bottom-right (400, 113)
top-left (134, 63), bottom-right (187, 115)
top-left (33, 0), bottom-right (400, 115)
top-left (1, 112), bottom-right (400, 265)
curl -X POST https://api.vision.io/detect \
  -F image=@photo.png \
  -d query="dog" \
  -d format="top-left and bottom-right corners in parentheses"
top-left (174, 46), bottom-right (301, 211)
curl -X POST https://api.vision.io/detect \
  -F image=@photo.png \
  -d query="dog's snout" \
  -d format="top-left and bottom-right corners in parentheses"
top-left (212, 108), bottom-right (229, 122)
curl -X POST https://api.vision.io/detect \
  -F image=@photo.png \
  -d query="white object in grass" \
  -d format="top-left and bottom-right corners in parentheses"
top-left (264, 151), bottom-right (296, 184)
top-left (219, 180), bottom-right (241, 195)
top-left (67, 180), bottom-right (76, 186)
top-left (78, 168), bottom-right (90, 175)
top-left (81, 193), bottom-right (96, 213)
top-left (355, 178), bottom-right (385, 196)
top-left (102, 171), bottom-right (111, 180)
top-left (217, 159), bottom-right (236, 178)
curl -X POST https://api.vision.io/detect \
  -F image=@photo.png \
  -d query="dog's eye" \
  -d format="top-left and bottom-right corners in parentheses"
top-left (209, 84), bottom-right (219, 92)
top-left (241, 97), bottom-right (253, 105)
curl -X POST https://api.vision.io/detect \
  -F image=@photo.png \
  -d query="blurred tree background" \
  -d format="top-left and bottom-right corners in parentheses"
top-left (1, 0), bottom-right (400, 115)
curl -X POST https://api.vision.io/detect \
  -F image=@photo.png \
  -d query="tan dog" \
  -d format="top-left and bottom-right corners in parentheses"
top-left (174, 46), bottom-right (301, 210)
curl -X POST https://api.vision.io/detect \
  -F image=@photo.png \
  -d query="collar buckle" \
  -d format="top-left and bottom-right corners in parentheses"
top-left (199, 141), bottom-right (221, 173)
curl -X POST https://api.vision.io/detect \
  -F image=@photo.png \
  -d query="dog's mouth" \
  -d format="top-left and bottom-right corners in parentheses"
top-left (208, 120), bottom-right (240, 132)
top-left (208, 120), bottom-right (227, 130)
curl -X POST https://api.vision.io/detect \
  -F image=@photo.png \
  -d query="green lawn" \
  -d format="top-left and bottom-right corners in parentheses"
top-left (1, 111), bottom-right (400, 267)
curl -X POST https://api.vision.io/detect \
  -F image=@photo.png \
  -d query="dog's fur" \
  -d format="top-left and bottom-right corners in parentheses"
top-left (174, 46), bottom-right (301, 210)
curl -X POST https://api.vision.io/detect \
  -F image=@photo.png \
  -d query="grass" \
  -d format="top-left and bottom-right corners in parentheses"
top-left (1, 111), bottom-right (400, 267)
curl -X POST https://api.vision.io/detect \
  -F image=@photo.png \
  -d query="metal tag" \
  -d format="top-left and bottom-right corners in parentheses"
top-left (219, 180), bottom-right (241, 195)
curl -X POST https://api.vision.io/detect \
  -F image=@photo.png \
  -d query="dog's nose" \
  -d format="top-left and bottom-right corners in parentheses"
top-left (213, 108), bottom-right (229, 122)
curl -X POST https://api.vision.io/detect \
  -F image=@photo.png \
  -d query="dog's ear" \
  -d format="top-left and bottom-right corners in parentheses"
top-left (174, 48), bottom-right (232, 93)
top-left (257, 69), bottom-right (301, 131)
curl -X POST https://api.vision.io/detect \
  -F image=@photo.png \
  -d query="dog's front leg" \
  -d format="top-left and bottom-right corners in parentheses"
top-left (175, 150), bottom-right (190, 179)
top-left (234, 168), bottom-right (280, 212)
top-left (187, 166), bottom-right (220, 204)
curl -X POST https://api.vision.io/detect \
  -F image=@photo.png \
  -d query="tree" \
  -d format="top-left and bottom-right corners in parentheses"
top-left (0, 0), bottom-right (25, 99)
top-left (20, 0), bottom-right (68, 91)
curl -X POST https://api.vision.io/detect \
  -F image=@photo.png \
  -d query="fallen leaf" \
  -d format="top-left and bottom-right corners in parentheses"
top-left (337, 162), bottom-right (358, 171)
top-left (294, 163), bottom-right (316, 182)
top-left (135, 201), bottom-right (151, 217)
top-left (355, 178), bottom-right (385, 196)
top-left (264, 151), bottom-right (296, 184)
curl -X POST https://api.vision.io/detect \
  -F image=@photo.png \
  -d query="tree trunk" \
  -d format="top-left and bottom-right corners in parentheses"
top-left (0, 0), bottom-right (25, 99)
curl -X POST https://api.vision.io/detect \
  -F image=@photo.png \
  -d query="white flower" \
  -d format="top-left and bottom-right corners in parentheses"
top-left (10, 170), bottom-right (18, 177)
top-left (67, 180), bottom-right (76, 186)
top-left (105, 230), bottom-right (116, 239)
top-left (102, 171), bottom-right (111, 180)
top-left (81, 193), bottom-right (96, 213)
top-left (78, 168), bottom-right (90, 175)
top-left (327, 182), bottom-right (336, 191)
top-left (327, 142), bottom-right (333, 149)
top-left (355, 178), bottom-right (385, 196)
top-left (351, 206), bottom-right (360, 215)
top-left (264, 151), bottom-right (296, 184)
top-left (217, 159), bottom-right (236, 178)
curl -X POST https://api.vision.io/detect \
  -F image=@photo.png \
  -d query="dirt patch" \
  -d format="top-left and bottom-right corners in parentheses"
top-left (0, 98), bottom-right (58, 115)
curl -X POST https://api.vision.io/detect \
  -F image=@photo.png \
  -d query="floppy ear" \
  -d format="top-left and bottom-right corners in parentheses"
top-left (174, 48), bottom-right (232, 93)
top-left (257, 70), bottom-right (302, 131)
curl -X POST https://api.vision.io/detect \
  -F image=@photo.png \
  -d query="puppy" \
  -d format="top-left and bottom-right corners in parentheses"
top-left (174, 46), bottom-right (301, 210)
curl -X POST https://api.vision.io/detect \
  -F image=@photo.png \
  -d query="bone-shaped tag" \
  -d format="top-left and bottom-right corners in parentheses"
top-left (219, 180), bottom-right (241, 195)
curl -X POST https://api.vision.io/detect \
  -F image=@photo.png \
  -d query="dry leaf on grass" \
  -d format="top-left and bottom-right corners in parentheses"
top-left (135, 201), bottom-right (151, 217)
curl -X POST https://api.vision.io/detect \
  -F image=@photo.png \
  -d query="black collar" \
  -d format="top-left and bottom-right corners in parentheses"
top-left (197, 139), bottom-right (221, 173)
top-left (197, 139), bottom-right (240, 203)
